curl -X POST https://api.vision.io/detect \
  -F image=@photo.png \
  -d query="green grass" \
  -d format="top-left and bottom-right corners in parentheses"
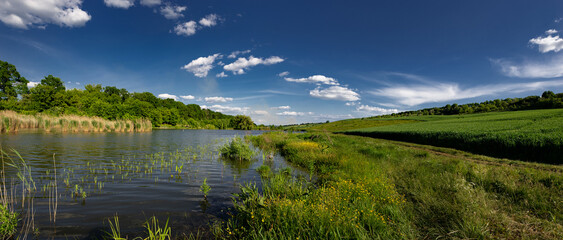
top-left (216, 131), bottom-right (562, 239)
top-left (306, 118), bottom-right (417, 132)
top-left (0, 204), bottom-right (18, 239)
top-left (341, 109), bottom-right (563, 164)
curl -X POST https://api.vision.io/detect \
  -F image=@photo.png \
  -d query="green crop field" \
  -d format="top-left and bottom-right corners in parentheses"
top-left (338, 109), bottom-right (563, 164)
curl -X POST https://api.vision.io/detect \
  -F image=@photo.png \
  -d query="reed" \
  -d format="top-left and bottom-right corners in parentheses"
top-left (0, 110), bottom-right (152, 133)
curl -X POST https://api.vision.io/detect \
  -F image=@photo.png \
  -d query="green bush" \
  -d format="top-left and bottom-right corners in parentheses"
top-left (0, 204), bottom-right (18, 239)
top-left (220, 136), bottom-right (256, 161)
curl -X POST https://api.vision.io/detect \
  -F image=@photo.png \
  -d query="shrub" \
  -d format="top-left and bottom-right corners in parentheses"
top-left (220, 136), bottom-right (255, 161)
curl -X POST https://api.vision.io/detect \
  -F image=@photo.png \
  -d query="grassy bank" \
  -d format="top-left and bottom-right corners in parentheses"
top-left (0, 110), bottom-right (152, 133)
top-left (216, 132), bottom-right (562, 239)
top-left (324, 109), bottom-right (563, 164)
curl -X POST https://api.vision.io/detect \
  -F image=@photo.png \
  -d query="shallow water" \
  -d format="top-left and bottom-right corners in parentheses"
top-left (0, 129), bottom-right (299, 239)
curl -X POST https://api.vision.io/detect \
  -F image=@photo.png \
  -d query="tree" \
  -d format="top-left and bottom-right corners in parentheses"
top-left (0, 60), bottom-right (29, 100)
top-left (542, 91), bottom-right (556, 99)
top-left (231, 115), bottom-right (254, 130)
top-left (29, 75), bottom-right (67, 110)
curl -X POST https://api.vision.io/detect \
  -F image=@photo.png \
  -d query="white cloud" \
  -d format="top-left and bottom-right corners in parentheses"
top-left (285, 75), bottom-right (339, 85)
top-left (546, 29), bottom-right (558, 35)
top-left (253, 110), bottom-right (269, 115)
top-left (181, 53), bottom-right (221, 78)
top-left (228, 50), bottom-right (251, 59)
top-left (356, 105), bottom-right (399, 115)
top-left (203, 104), bottom-right (248, 114)
top-left (199, 14), bottom-right (219, 27)
top-left (180, 95), bottom-right (195, 100)
top-left (140, 0), bottom-right (161, 6)
top-left (104, 0), bottom-right (135, 9)
top-left (160, 5), bottom-right (186, 20)
top-left (529, 34), bottom-right (563, 53)
top-left (276, 111), bottom-right (305, 116)
top-left (310, 86), bottom-right (360, 101)
top-left (216, 72), bottom-right (228, 78)
top-left (370, 79), bottom-right (563, 106)
top-left (275, 106), bottom-right (291, 110)
top-left (492, 57), bottom-right (563, 78)
top-left (278, 71), bottom-right (290, 77)
top-left (205, 96), bottom-right (233, 103)
top-left (224, 56), bottom-right (284, 75)
top-left (345, 102), bottom-right (356, 106)
top-left (158, 93), bottom-right (178, 101)
top-left (27, 81), bottom-right (40, 88)
top-left (0, 0), bottom-right (91, 29)
top-left (174, 21), bottom-right (197, 36)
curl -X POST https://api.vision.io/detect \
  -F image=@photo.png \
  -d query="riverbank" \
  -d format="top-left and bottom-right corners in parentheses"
top-left (217, 132), bottom-right (562, 239)
top-left (0, 110), bottom-right (152, 133)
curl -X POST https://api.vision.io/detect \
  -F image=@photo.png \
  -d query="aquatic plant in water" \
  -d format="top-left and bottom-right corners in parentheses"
top-left (219, 136), bottom-right (256, 161)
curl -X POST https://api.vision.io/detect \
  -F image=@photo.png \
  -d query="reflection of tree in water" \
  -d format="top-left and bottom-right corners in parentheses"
top-left (199, 198), bottom-right (210, 213)
top-left (219, 156), bottom-right (254, 175)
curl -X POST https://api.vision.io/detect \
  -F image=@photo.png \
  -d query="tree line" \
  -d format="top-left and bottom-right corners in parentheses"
top-left (375, 91), bottom-right (563, 118)
top-left (0, 60), bottom-right (255, 130)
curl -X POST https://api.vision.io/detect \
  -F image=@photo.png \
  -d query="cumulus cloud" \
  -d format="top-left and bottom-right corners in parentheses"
top-left (199, 14), bottom-right (219, 27)
top-left (276, 111), bottom-right (305, 116)
top-left (181, 53), bottom-right (221, 78)
top-left (158, 93), bottom-right (178, 101)
top-left (140, 0), bottom-right (161, 6)
top-left (202, 105), bottom-right (248, 114)
top-left (370, 79), bottom-right (563, 106)
top-left (278, 71), bottom-right (290, 77)
top-left (546, 29), bottom-right (558, 35)
top-left (224, 56), bottom-right (284, 75)
top-left (180, 95), bottom-right (195, 100)
top-left (216, 72), bottom-right (228, 78)
top-left (160, 5), bottom-right (186, 20)
top-left (174, 21), bottom-right (197, 36)
top-left (356, 105), bottom-right (399, 115)
top-left (492, 57), bottom-right (563, 78)
top-left (0, 0), bottom-right (91, 29)
top-left (530, 34), bottom-right (563, 53)
top-left (285, 75), bottom-right (339, 85)
top-left (228, 50), bottom-right (251, 59)
top-left (310, 86), bottom-right (360, 101)
top-left (104, 0), bottom-right (135, 9)
top-left (27, 81), bottom-right (40, 88)
top-left (204, 96), bottom-right (233, 103)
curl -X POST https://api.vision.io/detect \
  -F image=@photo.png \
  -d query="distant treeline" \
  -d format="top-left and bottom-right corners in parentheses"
top-left (377, 91), bottom-right (563, 118)
top-left (0, 60), bottom-right (256, 129)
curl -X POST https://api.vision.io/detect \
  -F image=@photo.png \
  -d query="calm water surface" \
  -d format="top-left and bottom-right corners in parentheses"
top-left (0, 130), bottom-right (300, 239)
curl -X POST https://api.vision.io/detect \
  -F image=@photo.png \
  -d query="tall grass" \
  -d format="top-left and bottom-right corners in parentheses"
top-left (0, 110), bottom-right (152, 133)
top-left (222, 132), bottom-right (563, 239)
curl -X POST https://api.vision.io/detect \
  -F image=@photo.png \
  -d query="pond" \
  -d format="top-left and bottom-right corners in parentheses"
top-left (0, 130), bottom-right (301, 239)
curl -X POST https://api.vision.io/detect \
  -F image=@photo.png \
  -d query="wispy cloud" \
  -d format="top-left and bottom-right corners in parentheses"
top-left (181, 54), bottom-right (221, 78)
top-left (205, 96), bottom-right (233, 103)
top-left (228, 50), bottom-right (251, 59)
top-left (492, 57), bottom-right (563, 78)
top-left (140, 0), bottom-right (161, 7)
top-left (370, 79), bottom-right (563, 106)
top-left (253, 110), bottom-right (269, 115)
top-left (216, 72), bottom-right (228, 78)
top-left (310, 86), bottom-right (360, 101)
top-left (356, 105), bottom-right (399, 115)
top-left (274, 106), bottom-right (291, 110)
top-left (224, 56), bottom-right (284, 75)
top-left (276, 111), bottom-right (306, 116)
top-left (258, 90), bottom-right (301, 95)
top-left (278, 71), bottom-right (290, 77)
top-left (201, 104), bottom-right (248, 114)
top-left (285, 75), bottom-right (339, 85)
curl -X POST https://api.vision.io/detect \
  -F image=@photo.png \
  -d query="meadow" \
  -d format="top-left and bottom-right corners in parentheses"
top-left (215, 132), bottom-right (562, 239)
top-left (329, 109), bottom-right (563, 164)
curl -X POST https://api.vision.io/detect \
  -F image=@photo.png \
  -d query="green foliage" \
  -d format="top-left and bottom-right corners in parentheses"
top-left (255, 165), bottom-right (271, 178)
top-left (104, 215), bottom-right (171, 240)
top-left (0, 60), bottom-right (29, 100)
top-left (345, 109), bottom-right (563, 163)
top-left (0, 60), bottom-right (249, 129)
top-left (219, 137), bottom-right (256, 161)
top-left (231, 115), bottom-right (254, 130)
top-left (199, 178), bottom-right (211, 198)
top-left (0, 204), bottom-right (18, 239)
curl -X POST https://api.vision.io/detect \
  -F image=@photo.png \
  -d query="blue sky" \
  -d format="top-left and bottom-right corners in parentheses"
top-left (1, 0), bottom-right (563, 125)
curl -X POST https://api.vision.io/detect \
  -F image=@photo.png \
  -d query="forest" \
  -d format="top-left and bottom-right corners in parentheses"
top-left (0, 60), bottom-right (255, 130)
